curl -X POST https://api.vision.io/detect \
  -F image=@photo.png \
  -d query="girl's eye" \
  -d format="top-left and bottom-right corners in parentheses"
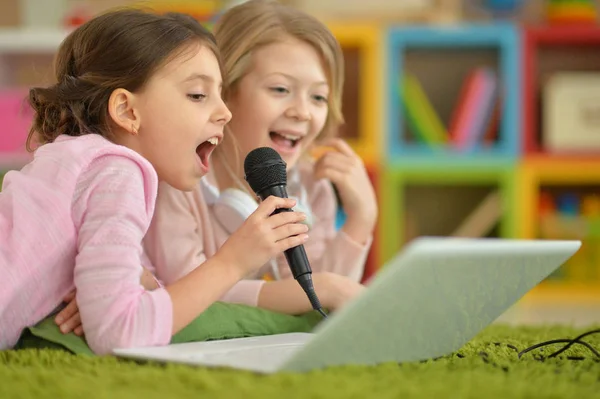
top-left (313, 95), bottom-right (328, 103)
top-left (187, 94), bottom-right (207, 101)
top-left (269, 87), bottom-right (289, 94)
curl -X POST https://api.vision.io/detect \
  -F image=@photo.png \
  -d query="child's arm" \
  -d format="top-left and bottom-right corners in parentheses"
top-left (256, 272), bottom-right (364, 314)
top-left (313, 139), bottom-right (378, 248)
top-left (72, 156), bottom-right (253, 354)
top-left (75, 156), bottom-right (306, 354)
top-left (72, 156), bottom-right (175, 354)
top-left (55, 266), bottom-right (159, 336)
top-left (142, 184), bottom-right (272, 308)
top-left (144, 182), bottom-right (359, 313)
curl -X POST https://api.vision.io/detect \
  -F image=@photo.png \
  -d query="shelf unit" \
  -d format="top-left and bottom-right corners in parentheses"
top-left (385, 23), bottom-right (521, 163)
top-left (327, 23), bottom-right (383, 165)
top-left (380, 161), bottom-right (517, 263)
top-left (523, 25), bottom-right (600, 156)
top-left (517, 158), bottom-right (600, 301)
top-left (517, 25), bottom-right (600, 302)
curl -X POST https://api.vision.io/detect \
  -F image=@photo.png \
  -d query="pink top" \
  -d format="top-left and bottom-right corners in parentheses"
top-left (144, 162), bottom-right (372, 306)
top-left (0, 134), bottom-right (172, 354)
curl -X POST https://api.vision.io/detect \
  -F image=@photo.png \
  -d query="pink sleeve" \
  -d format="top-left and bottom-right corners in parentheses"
top-left (144, 183), bottom-right (205, 286)
top-left (278, 178), bottom-right (372, 283)
top-left (72, 155), bottom-right (173, 355)
top-left (144, 183), bottom-right (265, 306)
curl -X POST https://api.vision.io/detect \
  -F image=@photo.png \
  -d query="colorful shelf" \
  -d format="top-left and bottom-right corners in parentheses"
top-left (522, 25), bottom-right (600, 155)
top-left (379, 161), bottom-right (517, 263)
top-left (386, 23), bottom-right (521, 162)
top-left (328, 23), bottom-right (383, 165)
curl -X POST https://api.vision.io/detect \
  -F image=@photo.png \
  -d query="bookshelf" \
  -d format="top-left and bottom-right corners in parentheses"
top-left (385, 23), bottom-right (521, 163)
top-left (380, 161), bottom-right (517, 263)
top-left (523, 25), bottom-right (600, 156)
top-left (516, 25), bottom-right (600, 303)
top-left (517, 158), bottom-right (600, 302)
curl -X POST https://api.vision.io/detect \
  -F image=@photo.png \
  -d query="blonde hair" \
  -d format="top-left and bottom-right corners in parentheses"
top-left (214, 0), bottom-right (345, 141)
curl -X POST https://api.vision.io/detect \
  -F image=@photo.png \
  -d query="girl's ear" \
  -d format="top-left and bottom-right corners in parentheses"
top-left (108, 88), bottom-right (141, 135)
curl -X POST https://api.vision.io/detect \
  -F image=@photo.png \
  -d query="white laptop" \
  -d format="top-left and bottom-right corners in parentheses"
top-left (113, 237), bottom-right (581, 373)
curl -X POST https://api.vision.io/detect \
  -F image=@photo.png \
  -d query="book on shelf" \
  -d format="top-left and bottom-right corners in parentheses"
top-left (400, 67), bottom-right (501, 152)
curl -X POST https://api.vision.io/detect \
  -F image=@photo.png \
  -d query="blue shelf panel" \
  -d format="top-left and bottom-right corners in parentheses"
top-left (385, 23), bottom-right (522, 163)
top-left (385, 156), bottom-right (516, 171)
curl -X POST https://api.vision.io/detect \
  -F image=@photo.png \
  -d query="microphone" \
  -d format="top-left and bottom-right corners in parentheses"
top-left (244, 147), bottom-right (327, 318)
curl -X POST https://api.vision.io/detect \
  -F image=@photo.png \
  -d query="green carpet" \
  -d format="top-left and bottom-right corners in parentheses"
top-left (2, 324), bottom-right (600, 399)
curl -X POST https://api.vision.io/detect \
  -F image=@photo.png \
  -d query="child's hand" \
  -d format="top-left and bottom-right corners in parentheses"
top-left (56, 267), bottom-right (158, 335)
top-left (313, 138), bottom-right (378, 242)
top-left (217, 196), bottom-right (309, 277)
top-left (313, 272), bottom-right (365, 310)
top-left (55, 290), bottom-right (83, 336)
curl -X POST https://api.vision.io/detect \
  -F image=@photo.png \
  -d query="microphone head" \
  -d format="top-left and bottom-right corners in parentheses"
top-left (244, 147), bottom-right (287, 195)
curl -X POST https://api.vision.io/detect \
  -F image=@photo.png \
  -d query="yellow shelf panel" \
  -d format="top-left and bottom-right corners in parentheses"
top-left (521, 158), bottom-right (600, 183)
top-left (327, 23), bottom-right (383, 165)
top-left (522, 283), bottom-right (600, 304)
top-left (517, 159), bottom-right (600, 238)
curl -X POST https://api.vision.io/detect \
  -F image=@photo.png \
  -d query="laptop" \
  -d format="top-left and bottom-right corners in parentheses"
top-left (113, 237), bottom-right (581, 373)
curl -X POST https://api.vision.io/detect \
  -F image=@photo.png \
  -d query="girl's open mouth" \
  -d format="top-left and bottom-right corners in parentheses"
top-left (195, 136), bottom-right (219, 172)
top-left (269, 131), bottom-right (302, 154)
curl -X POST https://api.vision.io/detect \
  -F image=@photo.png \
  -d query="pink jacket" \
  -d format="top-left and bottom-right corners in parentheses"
top-left (0, 134), bottom-right (172, 353)
top-left (143, 162), bottom-right (372, 306)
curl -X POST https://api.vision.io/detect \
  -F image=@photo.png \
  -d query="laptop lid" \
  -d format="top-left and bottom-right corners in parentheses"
top-left (279, 237), bottom-right (581, 372)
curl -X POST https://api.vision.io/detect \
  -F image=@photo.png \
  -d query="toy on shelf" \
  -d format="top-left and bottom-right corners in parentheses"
top-left (537, 190), bottom-right (600, 282)
top-left (543, 72), bottom-right (600, 154)
top-left (545, 0), bottom-right (598, 24)
top-left (522, 25), bottom-right (600, 155)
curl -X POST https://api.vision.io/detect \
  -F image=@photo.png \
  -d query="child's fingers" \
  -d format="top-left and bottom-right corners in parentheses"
top-left (321, 138), bottom-right (357, 158)
top-left (55, 298), bottom-right (78, 325)
top-left (266, 211), bottom-right (306, 229)
top-left (59, 312), bottom-right (81, 334)
top-left (74, 326), bottom-right (84, 337)
top-left (273, 222), bottom-right (309, 242)
top-left (255, 196), bottom-right (297, 218)
top-left (315, 152), bottom-right (354, 174)
top-left (276, 234), bottom-right (309, 252)
top-left (314, 165), bottom-right (347, 185)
